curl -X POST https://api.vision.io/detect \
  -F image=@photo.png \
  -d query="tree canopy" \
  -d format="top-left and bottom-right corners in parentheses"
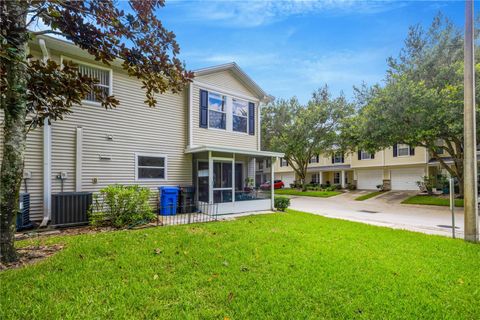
top-left (0, 0), bottom-right (192, 262)
top-left (262, 86), bottom-right (353, 189)
top-left (343, 14), bottom-right (480, 195)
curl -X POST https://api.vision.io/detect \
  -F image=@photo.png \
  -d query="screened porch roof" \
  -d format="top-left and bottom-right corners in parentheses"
top-left (185, 145), bottom-right (284, 158)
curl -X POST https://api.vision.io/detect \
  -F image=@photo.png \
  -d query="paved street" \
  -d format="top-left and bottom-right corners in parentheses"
top-left (289, 190), bottom-right (465, 238)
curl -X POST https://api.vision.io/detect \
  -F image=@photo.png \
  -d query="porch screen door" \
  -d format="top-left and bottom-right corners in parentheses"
top-left (213, 160), bottom-right (233, 203)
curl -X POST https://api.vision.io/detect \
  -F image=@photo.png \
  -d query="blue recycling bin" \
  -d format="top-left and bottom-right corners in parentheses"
top-left (159, 186), bottom-right (180, 216)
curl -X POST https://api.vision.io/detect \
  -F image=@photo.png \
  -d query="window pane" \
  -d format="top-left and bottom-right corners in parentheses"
top-left (398, 144), bottom-right (410, 156)
top-left (138, 156), bottom-right (164, 167)
top-left (138, 167), bottom-right (165, 179)
top-left (233, 115), bottom-right (247, 132)
top-left (222, 162), bottom-right (232, 188)
top-left (208, 93), bottom-right (225, 112)
top-left (213, 190), bottom-right (232, 203)
top-left (78, 64), bottom-right (110, 102)
top-left (233, 99), bottom-right (248, 116)
top-left (209, 111), bottom-right (226, 129)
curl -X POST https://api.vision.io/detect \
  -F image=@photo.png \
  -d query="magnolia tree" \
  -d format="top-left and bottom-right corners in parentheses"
top-left (0, 0), bottom-right (193, 262)
top-left (343, 14), bottom-right (480, 196)
top-left (262, 86), bottom-right (352, 190)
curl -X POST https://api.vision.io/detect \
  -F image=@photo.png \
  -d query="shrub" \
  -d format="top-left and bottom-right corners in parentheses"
top-left (325, 186), bottom-right (337, 192)
top-left (274, 196), bottom-right (291, 212)
top-left (347, 183), bottom-right (356, 191)
top-left (90, 184), bottom-right (155, 228)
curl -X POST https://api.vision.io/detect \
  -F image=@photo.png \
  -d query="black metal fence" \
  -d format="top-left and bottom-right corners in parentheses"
top-left (156, 201), bottom-right (218, 226)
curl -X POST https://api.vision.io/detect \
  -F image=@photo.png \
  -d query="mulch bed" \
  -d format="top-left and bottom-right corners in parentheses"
top-left (0, 244), bottom-right (64, 271)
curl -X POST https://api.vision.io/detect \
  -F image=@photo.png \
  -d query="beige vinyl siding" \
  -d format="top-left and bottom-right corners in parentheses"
top-left (191, 83), bottom-right (259, 150)
top-left (196, 70), bottom-right (253, 96)
top-left (50, 66), bottom-right (192, 198)
top-left (350, 150), bottom-right (384, 168)
top-left (0, 111), bottom-right (44, 221)
top-left (384, 146), bottom-right (427, 165)
top-left (5, 51), bottom-right (193, 221)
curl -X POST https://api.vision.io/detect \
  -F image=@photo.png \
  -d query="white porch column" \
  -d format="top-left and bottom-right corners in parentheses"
top-left (232, 153), bottom-right (235, 204)
top-left (341, 170), bottom-right (346, 189)
top-left (208, 151), bottom-right (213, 204)
top-left (318, 171), bottom-right (323, 185)
top-left (271, 157), bottom-right (275, 210)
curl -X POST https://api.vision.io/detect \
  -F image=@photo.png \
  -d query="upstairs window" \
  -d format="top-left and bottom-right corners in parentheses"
top-left (435, 140), bottom-right (444, 155)
top-left (280, 158), bottom-right (289, 167)
top-left (136, 154), bottom-right (167, 180)
top-left (233, 98), bottom-right (248, 133)
top-left (208, 92), bottom-right (226, 130)
top-left (77, 63), bottom-right (112, 103)
top-left (309, 155), bottom-right (319, 163)
top-left (360, 150), bottom-right (374, 160)
top-left (397, 144), bottom-right (410, 156)
top-left (333, 152), bottom-right (344, 163)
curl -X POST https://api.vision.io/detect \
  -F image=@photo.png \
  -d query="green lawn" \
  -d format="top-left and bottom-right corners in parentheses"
top-left (275, 188), bottom-right (341, 197)
top-left (1, 211), bottom-right (480, 319)
top-left (402, 195), bottom-right (464, 207)
top-left (355, 190), bottom-right (386, 201)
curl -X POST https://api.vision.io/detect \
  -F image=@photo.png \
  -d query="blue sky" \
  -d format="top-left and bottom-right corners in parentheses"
top-left (155, 0), bottom-right (467, 103)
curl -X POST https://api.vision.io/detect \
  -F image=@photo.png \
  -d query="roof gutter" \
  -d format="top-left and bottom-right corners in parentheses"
top-left (39, 39), bottom-right (52, 227)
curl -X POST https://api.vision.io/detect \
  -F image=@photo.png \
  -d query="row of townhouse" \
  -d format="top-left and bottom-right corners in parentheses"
top-left (260, 144), bottom-right (455, 191)
top-left (0, 35), bottom-right (283, 224)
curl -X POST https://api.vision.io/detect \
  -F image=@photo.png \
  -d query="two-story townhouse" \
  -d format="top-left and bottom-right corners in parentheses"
top-left (274, 145), bottom-right (434, 191)
top-left (272, 152), bottom-right (354, 188)
top-left (0, 35), bottom-right (283, 225)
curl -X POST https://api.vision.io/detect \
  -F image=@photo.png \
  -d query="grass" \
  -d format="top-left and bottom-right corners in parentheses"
top-left (275, 188), bottom-right (341, 197)
top-left (355, 190), bottom-right (386, 201)
top-left (1, 210), bottom-right (480, 319)
top-left (402, 195), bottom-right (464, 207)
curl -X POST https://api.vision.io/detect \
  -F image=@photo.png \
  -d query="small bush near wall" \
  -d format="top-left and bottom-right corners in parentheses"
top-left (90, 184), bottom-right (156, 228)
top-left (274, 196), bottom-right (291, 212)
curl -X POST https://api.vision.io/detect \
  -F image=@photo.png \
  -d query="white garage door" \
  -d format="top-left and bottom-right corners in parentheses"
top-left (357, 170), bottom-right (383, 190)
top-left (276, 173), bottom-right (295, 186)
top-left (391, 167), bottom-right (425, 191)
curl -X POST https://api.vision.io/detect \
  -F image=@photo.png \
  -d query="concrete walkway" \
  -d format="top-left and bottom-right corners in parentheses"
top-left (289, 190), bottom-right (464, 238)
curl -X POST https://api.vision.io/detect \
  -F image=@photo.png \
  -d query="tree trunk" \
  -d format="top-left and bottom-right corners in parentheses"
top-left (0, 1), bottom-right (29, 263)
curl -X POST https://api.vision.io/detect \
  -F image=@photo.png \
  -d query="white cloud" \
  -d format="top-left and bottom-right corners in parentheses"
top-left (170, 0), bottom-right (402, 27)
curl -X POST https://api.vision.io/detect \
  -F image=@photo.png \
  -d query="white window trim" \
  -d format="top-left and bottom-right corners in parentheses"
top-left (397, 144), bottom-right (411, 157)
top-left (333, 153), bottom-right (344, 164)
top-left (232, 97), bottom-right (249, 134)
top-left (203, 88), bottom-right (253, 135)
top-left (207, 91), bottom-right (227, 131)
top-left (360, 150), bottom-right (374, 160)
top-left (134, 152), bottom-right (168, 181)
top-left (60, 55), bottom-right (113, 107)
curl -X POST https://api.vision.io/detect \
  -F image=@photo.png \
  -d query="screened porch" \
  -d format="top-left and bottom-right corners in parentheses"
top-left (186, 146), bottom-right (284, 214)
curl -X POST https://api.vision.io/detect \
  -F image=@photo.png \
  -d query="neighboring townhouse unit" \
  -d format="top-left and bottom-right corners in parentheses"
top-left (273, 144), bottom-right (455, 191)
top-left (0, 36), bottom-right (283, 224)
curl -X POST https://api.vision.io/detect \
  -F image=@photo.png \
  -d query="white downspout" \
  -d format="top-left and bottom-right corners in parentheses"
top-left (39, 39), bottom-right (52, 227)
top-left (188, 82), bottom-right (193, 148)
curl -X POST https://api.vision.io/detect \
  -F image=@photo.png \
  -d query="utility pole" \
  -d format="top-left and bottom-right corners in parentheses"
top-left (464, 0), bottom-right (479, 242)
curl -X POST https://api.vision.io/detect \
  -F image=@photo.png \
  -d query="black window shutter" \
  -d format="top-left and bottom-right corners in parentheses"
top-left (358, 151), bottom-right (361, 160)
top-left (316, 155), bottom-right (319, 163)
top-left (410, 146), bottom-right (415, 155)
top-left (341, 154), bottom-right (344, 163)
top-left (199, 90), bottom-right (208, 128)
top-left (248, 102), bottom-right (255, 135)
top-left (371, 152), bottom-right (375, 159)
top-left (393, 144), bottom-right (398, 157)
top-left (331, 155), bottom-right (334, 164)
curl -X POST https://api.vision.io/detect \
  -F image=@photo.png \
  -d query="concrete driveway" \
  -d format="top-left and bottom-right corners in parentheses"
top-left (288, 190), bottom-right (464, 238)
